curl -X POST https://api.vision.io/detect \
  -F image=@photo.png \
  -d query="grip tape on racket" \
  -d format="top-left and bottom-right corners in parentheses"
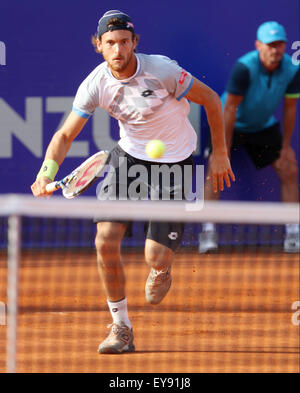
top-left (46, 182), bottom-right (60, 193)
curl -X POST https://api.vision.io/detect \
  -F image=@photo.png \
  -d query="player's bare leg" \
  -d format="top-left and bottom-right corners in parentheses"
top-left (272, 157), bottom-right (299, 252)
top-left (144, 239), bottom-right (174, 304)
top-left (272, 157), bottom-right (299, 204)
top-left (95, 222), bottom-right (127, 301)
top-left (95, 222), bottom-right (135, 353)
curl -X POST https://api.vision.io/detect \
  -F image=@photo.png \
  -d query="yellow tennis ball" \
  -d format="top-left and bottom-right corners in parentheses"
top-left (145, 140), bottom-right (166, 159)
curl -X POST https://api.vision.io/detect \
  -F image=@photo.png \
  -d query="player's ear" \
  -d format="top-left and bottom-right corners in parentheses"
top-left (96, 38), bottom-right (102, 53)
top-left (255, 40), bottom-right (261, 51)
top-left (132, 35), bottom-right (138, 51)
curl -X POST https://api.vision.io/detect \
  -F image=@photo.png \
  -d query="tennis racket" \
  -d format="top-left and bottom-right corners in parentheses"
top-left (45, 150), bottom-right (109, 199)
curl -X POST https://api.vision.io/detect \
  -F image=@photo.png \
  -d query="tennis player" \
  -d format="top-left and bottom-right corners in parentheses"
top-left (31, 10), bottom-right (234, 354)
top-left (200, 21), bottom-right (300, 254)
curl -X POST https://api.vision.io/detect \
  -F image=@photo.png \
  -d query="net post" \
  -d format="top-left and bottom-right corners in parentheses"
top-left (6, 215), bottom-right (21, 374)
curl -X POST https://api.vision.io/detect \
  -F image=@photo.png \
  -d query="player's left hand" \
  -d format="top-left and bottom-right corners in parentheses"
top-left (207, 153), bottom-right (235, 193)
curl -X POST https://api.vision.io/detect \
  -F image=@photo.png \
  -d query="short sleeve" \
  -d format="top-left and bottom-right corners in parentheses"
top-left (72, 79), bottom-right (100, 118)
top-left (285, 67), bottom-right (300, 98)
top-left (226, 61), bottom-right (250, 96)
top-left (155, 56), bottom-right (194, 101)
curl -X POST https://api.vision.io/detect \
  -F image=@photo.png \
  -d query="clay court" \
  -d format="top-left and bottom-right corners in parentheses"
top-left (0, 249), bottom-right (299, 373)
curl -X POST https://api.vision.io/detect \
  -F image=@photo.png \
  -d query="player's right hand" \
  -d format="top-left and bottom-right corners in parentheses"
top-left (31, 177), bottom-right (53, 198)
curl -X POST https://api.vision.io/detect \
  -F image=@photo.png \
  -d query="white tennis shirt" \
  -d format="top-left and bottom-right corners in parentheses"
top-left (73, 53), bottom-right (197, 162)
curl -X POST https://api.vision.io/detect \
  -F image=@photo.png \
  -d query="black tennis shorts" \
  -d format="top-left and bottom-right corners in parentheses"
top-left (206, 122), bottom-right (282, 169)
top-left (94, 145), bottom-right (194, 251)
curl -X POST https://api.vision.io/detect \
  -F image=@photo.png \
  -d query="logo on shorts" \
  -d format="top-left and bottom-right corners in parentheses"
top-left (168, 232), bottom-right (178, 240)
top-left (112, 308), bottom-right (118, 313)
top-left (141, 89), bottom-right (154, 97)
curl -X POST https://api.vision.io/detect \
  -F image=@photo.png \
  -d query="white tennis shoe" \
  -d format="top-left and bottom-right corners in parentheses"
top-left (145, 267), bottom-right (172, 305)
top-left (284, 233), bottom-right (299, 253)
top-left (199, 230), bottom-right (218, 254)
top-left (98, 322), bottom-right (135, 354)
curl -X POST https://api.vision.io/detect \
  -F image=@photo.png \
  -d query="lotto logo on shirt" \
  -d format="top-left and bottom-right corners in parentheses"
top-left (179, 69), bottom-right (188, 85)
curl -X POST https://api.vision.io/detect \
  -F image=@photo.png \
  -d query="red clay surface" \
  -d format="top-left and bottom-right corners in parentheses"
top-left (0, 249), bottom-right (299, 373)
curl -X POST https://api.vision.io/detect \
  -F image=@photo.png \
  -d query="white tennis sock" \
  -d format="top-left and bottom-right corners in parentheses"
top-left (107, 298), bottom-right (132, 329)
top-left (202, 222), bottom-right (216, 232)
top-left (285, 224), bottom-right (299, 235)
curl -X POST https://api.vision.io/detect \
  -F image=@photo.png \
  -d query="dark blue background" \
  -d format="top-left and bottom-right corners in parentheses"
top-left (0, 0), bottom-right (299, 201)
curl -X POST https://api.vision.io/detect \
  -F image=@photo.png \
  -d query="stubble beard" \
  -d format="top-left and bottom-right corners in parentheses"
top-left (108, 52), bottom-right (134, 73)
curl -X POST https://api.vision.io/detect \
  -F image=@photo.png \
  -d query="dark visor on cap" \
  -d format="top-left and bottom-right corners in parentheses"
top-left (97, 10), bottom-right (134, 38)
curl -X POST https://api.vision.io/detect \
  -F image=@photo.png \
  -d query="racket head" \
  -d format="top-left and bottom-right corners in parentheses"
top-left (62, 151), bottom-right (109, 199)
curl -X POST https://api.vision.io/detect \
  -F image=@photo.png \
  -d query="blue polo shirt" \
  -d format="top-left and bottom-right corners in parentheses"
top-left (222, 50), bottom-right (300, 133)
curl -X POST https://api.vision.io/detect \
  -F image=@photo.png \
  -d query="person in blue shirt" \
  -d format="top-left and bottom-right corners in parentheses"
top-left (200, 21), bottom-right (300, 253)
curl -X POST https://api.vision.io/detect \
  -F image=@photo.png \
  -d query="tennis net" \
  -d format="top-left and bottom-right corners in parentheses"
top-left (0, 195), bottom-right (299, 373)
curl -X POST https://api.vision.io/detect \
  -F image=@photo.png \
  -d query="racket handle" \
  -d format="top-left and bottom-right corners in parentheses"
top-left (46, 181), bottom-right (60, 193)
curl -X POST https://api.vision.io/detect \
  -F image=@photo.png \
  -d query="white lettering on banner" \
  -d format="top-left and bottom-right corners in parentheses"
top-left (0, 98), bottom-right (201, 158)
top-left (0, 41), bottom-right (6, 65)
top-left (46, 97), bottom-right (89, 157)
top-left (189, 102), bottom-right (201, 155)
top-left (93, 107), bottom-right (116, 152)
top-left (0, 98), bottom-right (42, 158)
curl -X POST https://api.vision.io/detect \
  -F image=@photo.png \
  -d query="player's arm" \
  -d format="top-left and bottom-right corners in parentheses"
top-left (31, 111), bottom-right (88, 197)
top-left (185, 77), bottom-right (235, 192)
top-left (223, 93), bottom-right (244, 153)
top-left (282, 97), bottom-right (298, 148)
top-left (223, 61), bottom-right (249, 152)
top-left (276, 67), bottom-right (300, 167)
top-left (282, 66), bottom-right (300, 150)
top-left (274, 96), bottom-right (299, 168)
